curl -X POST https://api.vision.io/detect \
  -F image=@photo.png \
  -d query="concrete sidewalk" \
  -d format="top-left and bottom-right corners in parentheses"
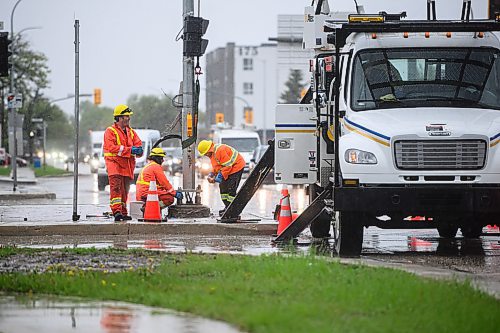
top-left (0, 167), bottom-right (56, 199)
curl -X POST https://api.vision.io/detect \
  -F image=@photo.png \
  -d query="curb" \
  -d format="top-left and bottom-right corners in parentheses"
top-left (0, 223), bottom-right (278, 237)
top-left (0, 178), bottom-right (37, 185)
top-left (0, 192), bottom-right (56, 200)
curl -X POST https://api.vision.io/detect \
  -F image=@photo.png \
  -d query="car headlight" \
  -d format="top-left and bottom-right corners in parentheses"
top-left (345, 149), bottom-right (377, 164)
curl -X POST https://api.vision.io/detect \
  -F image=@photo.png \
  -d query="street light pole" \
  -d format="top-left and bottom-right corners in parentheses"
top-left (10, 0), bottom-right (22, 192)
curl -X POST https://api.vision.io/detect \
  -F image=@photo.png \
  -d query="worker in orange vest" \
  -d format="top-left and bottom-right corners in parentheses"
top-left (197, 140), bottom-right (245, 216)
top-left (103, 104), bottom-right (143, 222)
top-left (136, 147), bottom-right (183, 212)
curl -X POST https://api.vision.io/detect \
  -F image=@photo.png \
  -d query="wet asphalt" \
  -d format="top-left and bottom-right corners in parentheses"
top-left (0, 164), bottom-right (499, 299)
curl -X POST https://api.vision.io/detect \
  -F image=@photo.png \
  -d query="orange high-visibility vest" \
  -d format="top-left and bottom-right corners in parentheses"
top-left (210, 144), bottom-right (245, 179)
top-left (103, 123), bottom-right (142, 178)
top-left (136, 161), bottom-right (176, 200)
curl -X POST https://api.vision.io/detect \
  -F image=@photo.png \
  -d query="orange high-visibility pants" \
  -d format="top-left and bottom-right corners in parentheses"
top-left (109, 174), bottom-right (131, 216)
top-left (140, 191), bottom-right (175, 209)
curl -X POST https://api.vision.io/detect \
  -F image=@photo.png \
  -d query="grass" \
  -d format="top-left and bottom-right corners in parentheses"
top-left (0, 167), bottom-right (10, 176)
top-left (0, 247), bottom-right (499, 333)
top-left (32, 164), bottom-right (71, 177)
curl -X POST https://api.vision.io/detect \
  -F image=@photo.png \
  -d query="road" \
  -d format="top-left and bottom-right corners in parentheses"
top-left (0, 163), bottom-right (499, 298)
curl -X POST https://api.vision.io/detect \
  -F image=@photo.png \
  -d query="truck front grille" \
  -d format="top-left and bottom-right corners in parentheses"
top-left (394, 140), bottom-right (486, 170)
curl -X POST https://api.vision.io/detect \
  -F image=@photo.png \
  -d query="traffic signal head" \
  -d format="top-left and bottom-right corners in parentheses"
top-left (183, 16), bottom-right (209, 57)
top-left (94, 88), bottom-right (102, 105)
top-left (0, 32), bottom-right (13, 77)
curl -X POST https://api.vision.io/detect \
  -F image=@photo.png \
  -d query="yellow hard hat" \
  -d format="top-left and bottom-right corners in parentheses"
top-left (113, 104), bottom-right (134, 117)
top-left (197, 140), bottom-right (213, 156)
top-left (149, 147), bottom-right (166, 158)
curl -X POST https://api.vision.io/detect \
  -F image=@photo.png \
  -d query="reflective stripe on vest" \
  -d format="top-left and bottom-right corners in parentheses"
top-left (136, 161), bottom-right (155, 186)
top-left (104, 126), bottom-right (136, 157)
top-left (214, 144), bottom-right (238, 167)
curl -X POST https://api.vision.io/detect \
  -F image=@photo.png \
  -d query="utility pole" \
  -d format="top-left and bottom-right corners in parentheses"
top-left (182, 0), bottom-right (195, 191)
top-left (72, 19), bottom-right (80, 222)
top-left (10, 0), bottom-right (22, 192)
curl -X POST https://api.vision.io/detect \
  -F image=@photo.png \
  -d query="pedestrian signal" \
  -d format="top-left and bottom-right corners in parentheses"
top-left (215, 112), bottom-right (224, 124)
top-left (0, 32), bottom-right (12, 77)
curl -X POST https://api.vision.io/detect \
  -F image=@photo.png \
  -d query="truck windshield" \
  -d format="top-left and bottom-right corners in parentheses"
top-left (351, 47), bottom-right (500, 111)
top-left (221, 138), bottom-right (259, 152)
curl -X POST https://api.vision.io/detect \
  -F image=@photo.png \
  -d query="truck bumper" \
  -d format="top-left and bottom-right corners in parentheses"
top-left (334, 186), bottom-right (500, 214)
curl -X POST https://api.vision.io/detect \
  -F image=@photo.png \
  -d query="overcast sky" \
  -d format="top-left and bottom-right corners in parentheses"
top-left (0, 0), bottom-right (489, 117)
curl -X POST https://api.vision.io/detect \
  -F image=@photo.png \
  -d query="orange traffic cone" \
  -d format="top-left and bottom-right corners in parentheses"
top-left (277, 190), bottom-right (293, 235)
top-left (142, 180), bottom-right (162, 222)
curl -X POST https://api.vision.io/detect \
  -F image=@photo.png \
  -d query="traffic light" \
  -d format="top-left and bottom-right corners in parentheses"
top-left (0, 32), bottom-right (12, 77)
top-left (183, 16), bottom-right (209, 57)
top-left (244, 107), bottom-right (253, 125)
top-left (215, 112), bottom-right (224, 124)
top-left (93, 88), bottom-right (102, 105)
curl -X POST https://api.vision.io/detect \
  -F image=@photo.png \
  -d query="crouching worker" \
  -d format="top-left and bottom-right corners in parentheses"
top-left (197, 140), bottom-right (245, 216)
top-left (135, 147), bottom-right (183, 213)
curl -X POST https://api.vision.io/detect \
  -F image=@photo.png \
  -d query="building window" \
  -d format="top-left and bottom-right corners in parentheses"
top-left (243, 82), bottom-right (253, 95)
top-left (243, 58), bottom-right (253, 70)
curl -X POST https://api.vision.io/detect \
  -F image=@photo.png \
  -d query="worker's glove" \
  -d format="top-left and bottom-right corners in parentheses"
top-left (131, 146), bottom-right (143, 155)
top-left (175, 191), bottom-right (184, 200)
top-left (214, 172), bottom-right (223, 183)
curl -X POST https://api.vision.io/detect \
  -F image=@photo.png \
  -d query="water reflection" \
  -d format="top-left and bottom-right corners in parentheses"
top-left (0, 295), bottom-right (241, 333)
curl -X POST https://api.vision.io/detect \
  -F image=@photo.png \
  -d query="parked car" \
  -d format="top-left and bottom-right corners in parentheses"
top-left (162, 147), bottom-right (183, 175)
top-left (249, 145), bottom-right (274, 184)
top-left (3, 154), bottom-right (28, 167)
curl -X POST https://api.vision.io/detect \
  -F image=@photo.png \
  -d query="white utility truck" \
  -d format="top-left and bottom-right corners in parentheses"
top-left (275, 0), bottom-right (500, 256)
top-left (212, 128), bottom-right (261, 173)
top-left (97, 129), bottom-right (160, 191)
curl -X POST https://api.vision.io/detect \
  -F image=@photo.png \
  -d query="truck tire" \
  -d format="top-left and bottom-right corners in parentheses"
top-left (310, 209), bottom-right (332, 238)
top-left (97, 175), bottom-right (108, 191)
top-left (437, 225), bottom-right (459, 238)
top-left (333, 212), bottom-right (364, 257)
top-left (460, 225), bottom-right (483, 238)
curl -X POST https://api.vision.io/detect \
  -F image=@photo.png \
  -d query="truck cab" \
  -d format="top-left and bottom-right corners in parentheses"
top-left (97, 129), bottom-right (161, 191)
top-left (275, 3), bottom-right (500, 256)
top-left (212, 129), bottom-right (261, 173)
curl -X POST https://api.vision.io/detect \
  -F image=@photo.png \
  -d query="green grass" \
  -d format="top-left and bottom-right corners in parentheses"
top-left (0, 167), bottom-right (10, 176)
top-left (33, 165), bottom-right (71, 177)
top-left (1, 248), bottom-right (499, 333)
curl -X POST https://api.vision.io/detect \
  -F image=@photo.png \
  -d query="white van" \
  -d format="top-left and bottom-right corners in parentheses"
top-left (212, 129), bottom-right (261, 173)
top-left (97, 129), bottom-right (161, 191)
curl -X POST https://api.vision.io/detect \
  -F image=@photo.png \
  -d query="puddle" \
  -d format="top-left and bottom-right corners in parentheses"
top-left (0, 294), bottom-right (242, 333)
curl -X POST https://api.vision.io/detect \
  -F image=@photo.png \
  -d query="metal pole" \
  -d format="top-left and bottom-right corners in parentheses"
top-left (182, 0), bottom-right (195, 191)
top-left (262, 60), bottom-right (267, 145)
top-left (42, 120), bottom-right (46, 168)
top-left (72, 20), bottom-right (80, 222)
top-left (10, 0), bottom-right (22, 192)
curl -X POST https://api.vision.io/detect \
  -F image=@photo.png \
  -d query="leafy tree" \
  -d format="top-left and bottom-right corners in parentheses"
top-left (280, 69), bottom-right (306, 104)
top-left (0, 34), bottom-right (72, 156)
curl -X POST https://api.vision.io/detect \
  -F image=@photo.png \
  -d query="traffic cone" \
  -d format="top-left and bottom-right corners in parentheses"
top-left (277, 191), bottom-right (293, 235)
top-left (142, 180), bottom-right (162, 222)
top-left (273, 186), bottom-right (288, 221)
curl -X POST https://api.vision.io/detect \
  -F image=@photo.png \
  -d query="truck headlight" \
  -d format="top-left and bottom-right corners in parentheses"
top-left (345, 149), bottom-right (377, 164)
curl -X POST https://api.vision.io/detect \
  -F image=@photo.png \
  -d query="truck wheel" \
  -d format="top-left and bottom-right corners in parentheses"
top-left (97, 175), bottom-right (107, 191)
top-left (460, 225), bottom-right (483, 238)
top-left (310, 209), bottom-right (331, 238)
top-left (437, 225), bottom-right (458, 238)
top-left (333, 212), bottom-right (364, 257)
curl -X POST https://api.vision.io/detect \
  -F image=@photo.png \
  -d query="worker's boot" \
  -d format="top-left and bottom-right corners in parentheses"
top-left (114, 213), bottom-right (124, 222)
top-left (218, 209), bottom-right (226, 217)
top-left (122, 215), bottom-right (132, 221)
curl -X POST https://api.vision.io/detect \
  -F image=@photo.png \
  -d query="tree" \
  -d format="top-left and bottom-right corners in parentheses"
top-left (280, 69), bottom-right (306, 104)
top-left (0, 34), bottom-right (51, 151)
